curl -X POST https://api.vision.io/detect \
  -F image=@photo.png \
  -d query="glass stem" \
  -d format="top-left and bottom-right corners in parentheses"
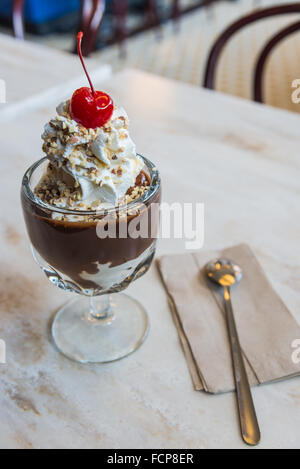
top-left (87, 296), bottom-right (113, 324)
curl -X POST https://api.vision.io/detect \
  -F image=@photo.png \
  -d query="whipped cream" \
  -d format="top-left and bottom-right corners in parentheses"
top-left (40, 100), bottom-right (143, 209)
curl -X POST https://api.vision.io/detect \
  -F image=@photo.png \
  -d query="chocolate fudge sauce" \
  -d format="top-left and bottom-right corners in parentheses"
top-left (22, 171), bottom-right (161, 291)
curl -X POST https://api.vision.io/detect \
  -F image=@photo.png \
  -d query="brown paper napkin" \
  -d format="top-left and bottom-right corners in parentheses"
top-left (157, 244), bottom-right (300, 394)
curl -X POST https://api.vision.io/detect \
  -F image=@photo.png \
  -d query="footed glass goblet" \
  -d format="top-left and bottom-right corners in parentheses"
top-left (21, 155), bottom-right (161, 363)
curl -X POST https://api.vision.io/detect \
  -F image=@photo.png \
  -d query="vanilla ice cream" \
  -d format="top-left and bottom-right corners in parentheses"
top-left (36, 99), bottom-right (144, 210)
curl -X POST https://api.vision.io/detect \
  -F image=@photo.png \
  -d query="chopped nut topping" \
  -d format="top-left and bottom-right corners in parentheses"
top-left (39, 101), bottom-right (148, 219)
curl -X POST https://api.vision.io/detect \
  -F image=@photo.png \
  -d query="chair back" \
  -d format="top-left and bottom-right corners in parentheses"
top-left (203, 3), bottom-right (300, 102)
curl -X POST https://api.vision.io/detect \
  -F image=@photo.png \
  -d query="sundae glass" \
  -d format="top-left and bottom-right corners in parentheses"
top-left (21, 33), bottom-right (161, 363)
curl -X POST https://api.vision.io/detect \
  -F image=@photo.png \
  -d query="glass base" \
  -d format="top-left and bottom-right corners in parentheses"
top-left (51, 293), bottom-right (150, 363)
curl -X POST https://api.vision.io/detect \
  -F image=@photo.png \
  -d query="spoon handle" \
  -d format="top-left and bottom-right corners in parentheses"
top-left (223, 286), bottom-right (261, 446)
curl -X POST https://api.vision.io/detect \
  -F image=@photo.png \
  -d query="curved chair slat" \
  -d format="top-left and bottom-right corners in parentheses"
top-left (254, 20), bottom-right (300, 102)
top-left (203, 3), bottom-right (300, 92)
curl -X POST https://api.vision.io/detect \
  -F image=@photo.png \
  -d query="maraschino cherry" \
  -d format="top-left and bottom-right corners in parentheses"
top-left (70, 32), bottom-right (113, 129)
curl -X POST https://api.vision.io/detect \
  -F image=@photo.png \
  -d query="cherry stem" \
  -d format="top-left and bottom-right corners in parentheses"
top-left (77, 31), bottom-right (95, 96)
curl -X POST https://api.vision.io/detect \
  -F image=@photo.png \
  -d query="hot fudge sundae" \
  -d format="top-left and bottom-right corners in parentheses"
top-left (21, 33), bottom-right (160, 296)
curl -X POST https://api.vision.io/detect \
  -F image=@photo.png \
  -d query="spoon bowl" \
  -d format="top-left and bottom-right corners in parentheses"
top-left (206, 258), bottom-right (242, 287)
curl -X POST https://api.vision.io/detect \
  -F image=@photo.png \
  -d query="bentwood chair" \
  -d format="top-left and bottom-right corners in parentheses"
top-left (203, 3), bottom-right (300, 103)
top-left (11, 0), bottom-right (161, 56)
top-left (76, 0), bottom-right (106, 56)
top-left (12, 1), bottom-right (222, 56)
top-left (12, 0), bottom-right (106, 56)
top-left (172, 0), bottom-right (221, 25)
top-left (112, 0), bottom-right (161, 56)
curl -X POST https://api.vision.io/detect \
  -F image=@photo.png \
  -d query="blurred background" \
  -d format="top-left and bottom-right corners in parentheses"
top-left (1, 0), bottom-right (300, 112)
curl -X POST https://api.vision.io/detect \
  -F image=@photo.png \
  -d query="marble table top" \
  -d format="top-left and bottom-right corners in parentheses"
top-left (0, 33), bottom-right (111, 122)
top-left (0, 68), bottom-right (299, 449)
